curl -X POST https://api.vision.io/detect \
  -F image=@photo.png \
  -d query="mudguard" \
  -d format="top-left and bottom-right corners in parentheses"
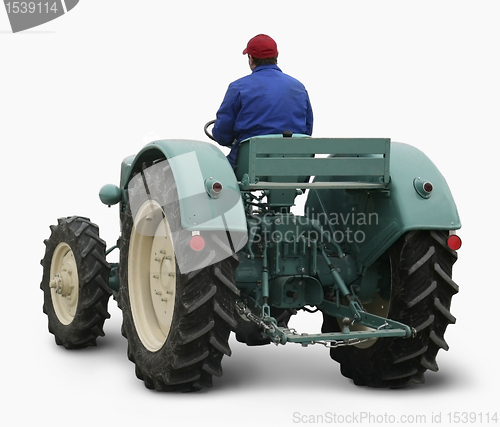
top-left (119, 139), bottom-right (247, 241)
top-left (305, 142), bottom-right (461, 267)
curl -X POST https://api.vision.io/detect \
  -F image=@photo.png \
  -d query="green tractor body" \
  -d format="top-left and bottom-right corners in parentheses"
top-left (42, 134), bottom-right (461, 390)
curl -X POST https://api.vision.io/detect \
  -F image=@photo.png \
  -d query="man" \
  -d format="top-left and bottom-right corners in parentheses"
top-left (212, 34), bottom-right (313, 167)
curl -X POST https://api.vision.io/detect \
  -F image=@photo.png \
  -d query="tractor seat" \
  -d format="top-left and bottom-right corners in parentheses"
top-left (234, 133), bottom-right (312, 183)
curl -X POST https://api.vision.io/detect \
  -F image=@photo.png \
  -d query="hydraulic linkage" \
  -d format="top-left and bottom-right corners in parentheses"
top-left (236, 239), bottom-right (416, 348)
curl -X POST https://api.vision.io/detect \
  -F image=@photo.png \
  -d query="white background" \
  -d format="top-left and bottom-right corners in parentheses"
top-left (1, 1), bottom-right (498, 425)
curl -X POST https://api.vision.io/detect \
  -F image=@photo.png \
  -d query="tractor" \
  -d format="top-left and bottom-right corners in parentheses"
top-left (40, 122), bottom-right (461, 391)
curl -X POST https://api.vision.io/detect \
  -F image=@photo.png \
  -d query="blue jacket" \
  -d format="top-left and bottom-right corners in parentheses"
top-left (213, 64), bottom-right (313, 167)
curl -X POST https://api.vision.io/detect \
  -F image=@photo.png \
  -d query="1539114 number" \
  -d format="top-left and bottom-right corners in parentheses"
top-left (447, 412), bottom-right (498, 424)
top-left (5, 2), bottom-right (58, 14)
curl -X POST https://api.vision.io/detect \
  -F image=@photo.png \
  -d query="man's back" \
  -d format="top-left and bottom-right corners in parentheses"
top-left (214, 64), bottom-right (313, 147)
top-left (212, 35), bottom-right (313, 167)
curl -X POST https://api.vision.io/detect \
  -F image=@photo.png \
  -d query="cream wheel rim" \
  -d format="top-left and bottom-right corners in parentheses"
top-left (50, 242), bottom-right (79, 325)
top-left (129, 200), bottom-right (177, 352)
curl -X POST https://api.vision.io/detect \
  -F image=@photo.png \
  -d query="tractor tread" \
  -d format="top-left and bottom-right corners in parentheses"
top-left (172, 348), bottom-right (210, 370)
top-left (429, 330), bottom-right (449, 351)
top-left (433, 297), bottom-right (456, 324)
top-left (421, 355), bottom-right (439, 372)
top-left (40, 216), bottom-right (111, 350)
top-left (202, 361), bottom-right (223, 377)
top-left (210, 334), bottom-right (232, 356)
top-left (178, 319), bottom-right (215, 345)
top-left (324, 230), bottom-right (458, 388)
top-left (394, 345), bottom-right (428, 364)
top-left (434, 263), bottom-right (459, 295)
top-left (407, 280), bottom-right (437, 308)
top-left (408, 246), bottom-right (435, 276)
top-left (413, 315), bottom-right (435, 332)
top-left (181, 284), bottom-right (217, 314)
top-left (214, 300), bottom-right (238, 330)
top-left (214, 266), bottom-right (241, 296)
top-left (119, 160), bottom-right (239, 391)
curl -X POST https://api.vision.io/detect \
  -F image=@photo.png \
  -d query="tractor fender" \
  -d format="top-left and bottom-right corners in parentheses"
top-left (119, 140), bottom-right (247, 242)
top-left (305, 142), bottom-right (461, 267)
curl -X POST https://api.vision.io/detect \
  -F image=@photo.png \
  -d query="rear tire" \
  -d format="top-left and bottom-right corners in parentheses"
top-left (40, 216), bottom-right (111, 349)
top-left (119, 159), bottom-right (239, 391)
top-left (322, 230), bottom-right (459, 388)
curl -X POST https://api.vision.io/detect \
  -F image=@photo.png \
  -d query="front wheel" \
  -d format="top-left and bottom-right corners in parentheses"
top-left (40, 216), bottom-right (111, 349)
top-left (322, 230), bottom-right (459, 388)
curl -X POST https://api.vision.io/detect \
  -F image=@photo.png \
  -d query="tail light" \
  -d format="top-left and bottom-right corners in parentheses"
top-left (190, 233), bottom-right (205, 251)
top-left (447, 233), bottom-right (462, 251)
top-left (414, 177), bottom-right (433, 199)
top-left (205, 178), bottom-right (223, 198)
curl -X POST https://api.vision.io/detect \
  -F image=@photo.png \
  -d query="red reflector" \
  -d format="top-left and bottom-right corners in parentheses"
top-left (447, 235), bottom-right (462, 251)
top-left (190, 235), bottom-right (205, 251)
top-left (423, 182), bottom-right (433, 193)
top-left (212, 182), bottom-right (223, 193)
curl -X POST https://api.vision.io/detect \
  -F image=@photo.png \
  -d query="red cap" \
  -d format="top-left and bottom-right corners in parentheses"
top-left (242, 34), bottom-right (278, 59)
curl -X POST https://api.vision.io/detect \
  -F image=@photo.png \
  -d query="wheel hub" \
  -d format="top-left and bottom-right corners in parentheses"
top-left (50, 268), bottom-right (75, 297)
top-left (49, 243), bottom-right (79, 325)
top-left (151, 247), bottom-right (175, 303)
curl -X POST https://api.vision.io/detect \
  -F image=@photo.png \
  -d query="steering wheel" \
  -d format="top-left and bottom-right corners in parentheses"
top-left (204, 120), bottom-right (216, 141)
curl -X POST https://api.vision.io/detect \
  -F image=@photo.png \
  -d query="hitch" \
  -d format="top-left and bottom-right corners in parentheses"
top-left (237, 230), bottom-right (415, 347)
top-left (236, 300), bottom-right (415, 348)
